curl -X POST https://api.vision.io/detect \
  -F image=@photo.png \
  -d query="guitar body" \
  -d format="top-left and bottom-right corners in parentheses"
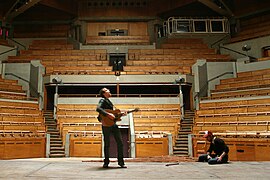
top-left (100, 108), bottom-right (139, 127)
top-left (100, 109), bottom-right (122, 127)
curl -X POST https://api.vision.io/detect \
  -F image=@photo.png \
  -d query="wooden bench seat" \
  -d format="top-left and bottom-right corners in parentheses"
top-left (128, 49), bottom-right (216, 60)
top-left (8, 54), bottom-right (107, 63)
top-left (192, 135), bottom-right (270, 161)
top-left (237, 69), bottom-right (270, 78)
top-left (195, 115), bottom-right (270, 123)
top-left (20, 49), bottom-right (107, 56)
top-left (1, 116), bottom-right (44, 123)
top-left (194, 120), bottom-right (270, 133)
top-left (161, 43), bottom-right (208, 49)
top-left (199, 98), bottom-right (270, 110)
top-left (210, 88), bottom-right (270, 99)
top-left (130, 54), bottom-right (231, 61)
top-left (0, 134), bottom-right (46, 159)
top-left (0, 121), bottom-right (45, 132)
top-left (258, 57), bottom-right (270, 61)
top-left (46, 66), bottom-right (113, 75)
top-left (196, 110), bottom-right (270, 118)
top-left (124, 65), bottom-right (191, 75)
top-left (0, 91), bottom-right (27, 100)
top-left (29, 44), bottom-right (73, 50)
top-left (212, 80), bottom-right (270, 93)
top-left (32, 39), bottom-right (68, 45)
top-left (0, 84), bottom-right (24, 93)
top-left (42, 60), bottom-right (108, 67)
top-left (163, 38), bottom-right (204, 44)
top-left (86, 35), bottom-right (150, 45)
top-left (126, 59), bottom-right (195, 66)
top-left (220, 74), bottom-right (270, 84)
top-left (0, 100), bottom-right (39, 110)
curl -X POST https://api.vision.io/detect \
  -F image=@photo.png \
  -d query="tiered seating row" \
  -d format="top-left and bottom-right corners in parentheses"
top-left (57, 103), bottom-right (181, 157)
top-left (0, 77), bottom-right (24, 93)
top-left (193, 134), bottom-right (270, 161)
top-left (210, 88), bottom-right (270, 100)
top-left (0, 98), bottom-right (45, 159)
top-left (86, 35), bottom-right (150, 45)
top-left (0, 131), bottom-right (46, 159)
top-left (230, 20), bottom-right (270, 43)
top-left (128, 49), bottom-right (231, 62)
top-left (210, 68), bottom-right (270, 99)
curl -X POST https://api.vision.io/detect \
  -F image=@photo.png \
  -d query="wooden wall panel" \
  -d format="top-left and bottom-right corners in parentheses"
top-left (135, 138), bottom-right (168, 157)
top-left (70, 137), bottom-right (102, 157)
top-left (87, 22), bottom-right (148, 36)
top-left (129, 23), bottom-right (148, 36)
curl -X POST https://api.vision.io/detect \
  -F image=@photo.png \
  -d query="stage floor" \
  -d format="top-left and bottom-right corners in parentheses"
top-left (0, 157), bottom-right (270, 179)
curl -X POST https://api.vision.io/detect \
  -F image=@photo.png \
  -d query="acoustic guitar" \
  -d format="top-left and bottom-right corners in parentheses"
top-left (100, 108), bottom-right (139, 127)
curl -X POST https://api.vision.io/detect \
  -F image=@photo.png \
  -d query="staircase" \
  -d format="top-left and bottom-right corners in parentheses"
top-left (44, 110), bottom-right (65, 158)
top-left (173, 110), bottom-right (194, 156)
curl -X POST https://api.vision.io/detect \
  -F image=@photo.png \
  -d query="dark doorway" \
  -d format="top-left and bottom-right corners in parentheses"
top-left (182, 85), bottom-right (192, 110)
top-left (109, 127), bottom-right (129, 158)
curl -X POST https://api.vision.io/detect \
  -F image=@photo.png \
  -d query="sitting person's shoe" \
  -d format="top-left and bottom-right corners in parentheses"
top-left (103, 164), bottom-right (109, 168)
top-left (118, 164), bottom-right (127, 168)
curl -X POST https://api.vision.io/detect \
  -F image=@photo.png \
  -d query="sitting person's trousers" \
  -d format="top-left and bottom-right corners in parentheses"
top-left (198, 154), bottom-right (228, 164)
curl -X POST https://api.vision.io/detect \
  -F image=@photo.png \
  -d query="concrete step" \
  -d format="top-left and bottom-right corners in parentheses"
top-left (50, 143), bottom-right (63, 147)
top-left (50, 147), bottom-right (65, 150)
top-left (49, 154), bottom-right (65, 158)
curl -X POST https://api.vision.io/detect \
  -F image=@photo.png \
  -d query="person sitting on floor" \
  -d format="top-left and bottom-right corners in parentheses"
top-left (198, 131), bottom-right (229, 165)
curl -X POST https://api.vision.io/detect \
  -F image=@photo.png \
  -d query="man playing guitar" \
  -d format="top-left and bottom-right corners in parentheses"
top-left (96, 87), bottom-right (127, 168)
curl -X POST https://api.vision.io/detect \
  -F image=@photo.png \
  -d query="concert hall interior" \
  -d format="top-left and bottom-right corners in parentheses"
top-left (1, 0), bottom-right (270, 178)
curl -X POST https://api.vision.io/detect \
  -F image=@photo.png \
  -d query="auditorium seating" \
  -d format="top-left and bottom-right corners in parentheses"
top-left (56, 103), bottom-right (181, 157)
top-left (6, 37), bottom-right (233, 76)
top-left (230, 20), bottom-right (270, 43)
top-left (193, 68), bottom-right (270, 161)
top-left (85, 35), bottom-right (150, 45)
top-left (0, 98), bottom-right (45, 159)
top-left (208, 68), bottom-right (270, 99)
top-left (192, 133), bottom-right (270, 161)
top-left (0, 39), bottom-right (9, 46)
top-left (0, 130), bottom-right (46, 159)
top-left (0, 77), bottom-right (28, 100)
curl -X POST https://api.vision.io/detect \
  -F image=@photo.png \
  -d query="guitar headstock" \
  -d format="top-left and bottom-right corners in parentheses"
top-left (134, 108), bottom-right (140, 112)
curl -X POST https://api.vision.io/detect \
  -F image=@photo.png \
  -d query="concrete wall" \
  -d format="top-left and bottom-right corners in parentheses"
top-left (45, 74), bottom-right (182, 84)
top-left (58, 97), bottom-right (180, 105)
top-left (221, 35), bottom-right (270, 59)
top-left (236, 58), bottom-right (270, 73)
top-left (0, 45), bottom-right (17, 62)
top-left (3, 63), bottom-right (31, 96)
top-left (207, 61), bottom-right (235, 93)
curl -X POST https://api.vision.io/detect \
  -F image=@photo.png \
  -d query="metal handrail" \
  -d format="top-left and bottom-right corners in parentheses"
top-left (194, 71), bottom-right (234, 99)
top-left (5, 72), bottom-right (41, 100)
top-left (210, 34), bottom-right (230, 48)
top-left (7, 37), bottom-right (26, 50)
top-left (0, 47), bottom-right (18, 56)
top-left (59, 94), bottom-right (179, 98)
top-left (219, 45), bottom-right (257, 61)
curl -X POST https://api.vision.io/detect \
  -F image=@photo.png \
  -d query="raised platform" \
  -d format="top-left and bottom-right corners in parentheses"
top-left (1, 157), bottom-right (270, 179)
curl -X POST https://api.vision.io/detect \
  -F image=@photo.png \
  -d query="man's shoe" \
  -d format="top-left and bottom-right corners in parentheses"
top-left (119, 164), bottom-right (127, 168)
top-left (103, 164), bottom-right (109, 168)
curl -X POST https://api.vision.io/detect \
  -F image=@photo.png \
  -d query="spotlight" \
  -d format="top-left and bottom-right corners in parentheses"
top-left (52, 77), bottom-right (62, 84)
top-left (242, 45), bottom-right (251, 52)
top-left (175, 77), bottom-right (185, 84)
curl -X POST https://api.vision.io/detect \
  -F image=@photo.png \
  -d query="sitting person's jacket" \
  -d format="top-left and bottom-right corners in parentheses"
top-left (207, 137), bottom-right (229, 156)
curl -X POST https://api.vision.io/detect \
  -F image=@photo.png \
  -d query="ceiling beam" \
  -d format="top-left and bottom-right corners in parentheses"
top-left (219, 0), bottom-right (234, 17)
top-left (6, 0), bottom-right (42, 22)
top-left (39, 0), bottom-right (76, 15)
top-left (198, 0), bottom-right (233, 17)
top-left (4, 0), bottom-right (20, 21)
top-left (154, 0), bottom-right (197, 15)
